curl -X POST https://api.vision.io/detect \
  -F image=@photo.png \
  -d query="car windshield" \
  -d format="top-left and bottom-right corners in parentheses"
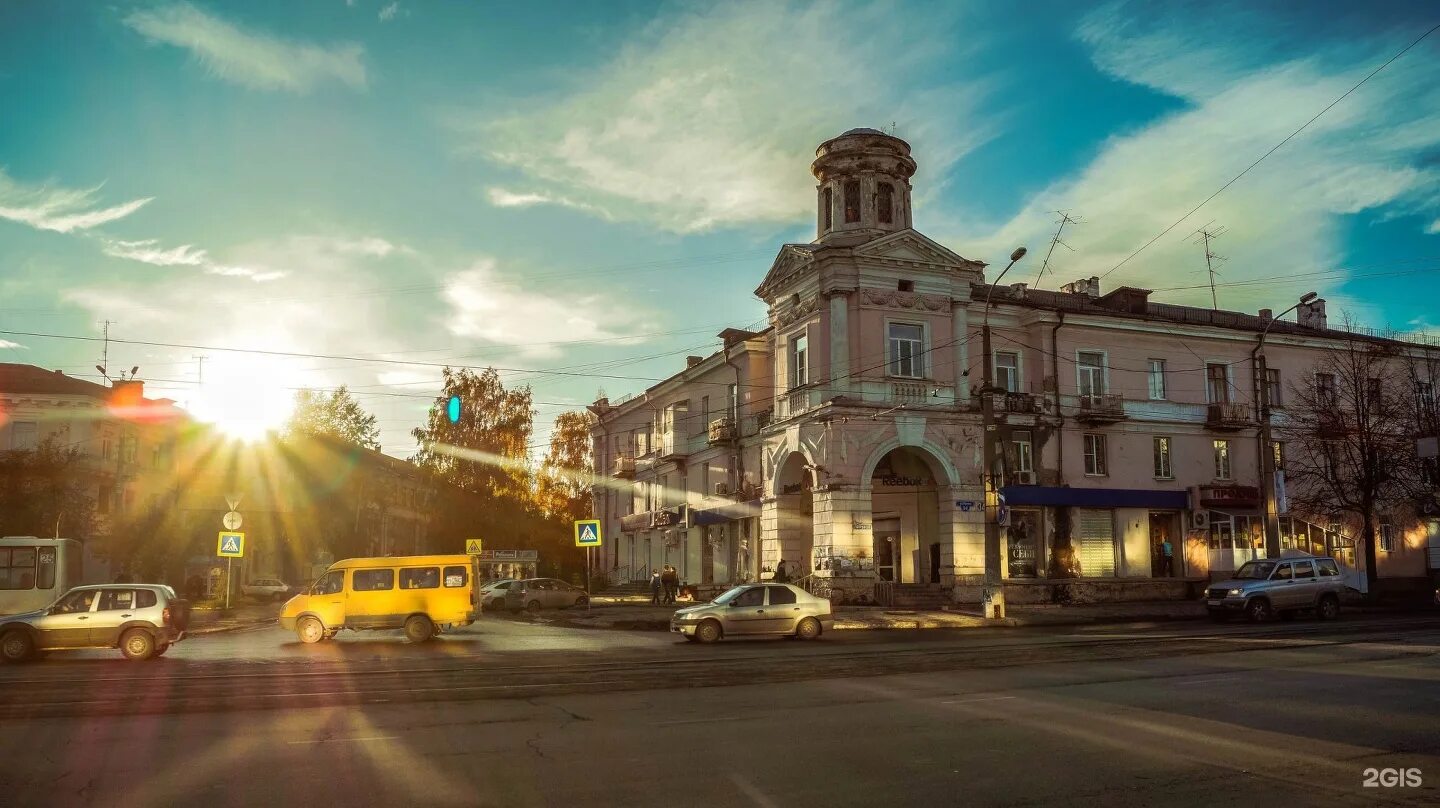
top-left (1234, 561), bottom-right (1278, 579)
top-left (712, 585), bottom-right (749, 605)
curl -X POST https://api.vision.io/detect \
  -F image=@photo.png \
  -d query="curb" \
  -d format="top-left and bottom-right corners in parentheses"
top-left (188, 619), bottom-right (274, 636)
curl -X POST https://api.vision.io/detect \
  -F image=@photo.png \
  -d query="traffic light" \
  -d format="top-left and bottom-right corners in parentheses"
top-left (447, 395), bottom-right (461, 424)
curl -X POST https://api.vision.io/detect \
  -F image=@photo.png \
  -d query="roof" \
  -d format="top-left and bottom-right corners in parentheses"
top-left (0, 364), bottom-right (109, 398)
top-left (329, 555), bottom-right (471, 569)
top-left (842, 127), bottom-right (887, 136)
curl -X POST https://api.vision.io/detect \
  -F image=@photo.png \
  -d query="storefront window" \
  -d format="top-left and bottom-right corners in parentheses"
top-left (1006, 510), bottom-right (1040, 578)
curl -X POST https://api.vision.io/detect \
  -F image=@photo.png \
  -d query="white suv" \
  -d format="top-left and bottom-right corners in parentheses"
top-left (0, 584), bottom-right (190, 662)
top-left (242, 578), bottom-right (291, 601)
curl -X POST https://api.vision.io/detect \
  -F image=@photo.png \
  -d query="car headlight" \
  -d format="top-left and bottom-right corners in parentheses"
top-left (1228, 588), bottom-right (1245, 597)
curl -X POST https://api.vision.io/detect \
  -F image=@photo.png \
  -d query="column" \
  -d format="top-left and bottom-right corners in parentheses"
top-left (760, 497), bottom-right (783, 578)
top-left (828, 291), bottom-right (850, 395)
top-left (952, 300), bottom-right (970, 403)
top-left (947, 482), bottom-right (987, 601)
top-left (811, 486), bottom-right (874, 603)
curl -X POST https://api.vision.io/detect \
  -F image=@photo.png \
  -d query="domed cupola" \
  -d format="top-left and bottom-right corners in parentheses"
top-left (811, 128), bottom-right (916, 243)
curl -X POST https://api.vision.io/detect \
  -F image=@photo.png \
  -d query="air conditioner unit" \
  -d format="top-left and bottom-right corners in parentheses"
top-left (1190, 510), bottom-right (1210, 531)
top-left (1011, 470), bottom-right (1035, 485)
top-left (714, 482), bottom-right (731, 496)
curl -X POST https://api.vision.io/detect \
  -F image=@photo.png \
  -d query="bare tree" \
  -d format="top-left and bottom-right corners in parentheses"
top-left (1277, 323), bottom-right (1424, 592)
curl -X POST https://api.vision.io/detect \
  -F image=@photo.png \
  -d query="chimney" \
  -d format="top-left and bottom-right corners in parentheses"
top-left (1258, 308), bottom-right (1273, 322)
top-left (1060, 277), bottom-right (1101, 298)
top-left (1297, 298), bottom-right (1327, 329)
top-left (686, 355), bottom-right (704, 368)
top-left (1009, 282), bottom-right (1027, 298)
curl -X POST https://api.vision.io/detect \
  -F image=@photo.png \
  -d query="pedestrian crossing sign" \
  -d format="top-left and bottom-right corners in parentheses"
top-left (574, 519), bottom-right (602, 547)
top-left (465, 539), bottom-right (484, 555)
top-left (217, 531), bottom-right (245, 558)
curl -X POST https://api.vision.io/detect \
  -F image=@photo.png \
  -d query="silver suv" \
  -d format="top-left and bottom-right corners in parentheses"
top-left (0, 584), bottom-right (190, 662)
top-left (1205, 554), bottom-right (1347, 622)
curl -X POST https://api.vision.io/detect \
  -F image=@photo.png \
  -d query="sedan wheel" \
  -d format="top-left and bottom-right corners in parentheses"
top-left (575, 595), bottom-right (590, 608)
top-left (795, 617), bottom-right (822, 640)
top-left (1245, 598), bottom-right (1272, 623)
top-left (1317, 595), bottom-right (1340, 620)
top-left (695, 620), bottom-right (722, 644)
top-left (1, 630), bottom-right (35, 663)
top-left (526, 600), bottom-right (542, 614)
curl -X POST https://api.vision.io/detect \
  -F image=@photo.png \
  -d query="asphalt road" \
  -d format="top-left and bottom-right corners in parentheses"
top-left (1, 615), bottom-right (1437, 807)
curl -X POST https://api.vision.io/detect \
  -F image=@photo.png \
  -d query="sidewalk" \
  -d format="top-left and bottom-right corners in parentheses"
top-left (188, 599), bottom-right (278, 635)
top-left (513, 598), bottom-right (1214, 632)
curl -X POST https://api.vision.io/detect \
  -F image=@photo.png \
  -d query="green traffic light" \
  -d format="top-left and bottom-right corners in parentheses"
top-left (447, 395), bottom-right (461, 423)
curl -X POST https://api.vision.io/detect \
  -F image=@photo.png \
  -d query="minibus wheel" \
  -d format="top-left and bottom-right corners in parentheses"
top-left (405, 615), bottom-right (435, 643)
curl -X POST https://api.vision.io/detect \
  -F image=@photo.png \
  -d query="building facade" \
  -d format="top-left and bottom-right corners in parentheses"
top-left (591, 128), bottom-right (1438, 603)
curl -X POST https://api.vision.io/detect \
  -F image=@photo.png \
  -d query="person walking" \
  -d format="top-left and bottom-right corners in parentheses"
top-left (649, 569), bottom-right (662, 605)
top-left (661, 565), bottom-right (678, 604)
top-left (772, 560), bottom-right (789, 583)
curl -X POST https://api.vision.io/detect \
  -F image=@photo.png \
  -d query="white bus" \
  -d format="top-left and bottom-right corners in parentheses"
top-left (0, 537), bottom-right (85, 616)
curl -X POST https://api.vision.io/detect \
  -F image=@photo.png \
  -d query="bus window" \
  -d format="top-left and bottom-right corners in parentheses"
top-left (352, 569), bottom-right (394, 591)
top-left (400, 567), bottom-right (440, 589)
top-left (313, 571), bottom-right (343, 595)
top-left (37, 546), bottom-right (57, 589)
top-left (1, 547), bottom-right (37, 590)
top-left (443, 566), bottom-right (468, 588)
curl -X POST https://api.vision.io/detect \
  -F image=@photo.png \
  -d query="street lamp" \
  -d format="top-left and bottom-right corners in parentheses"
top-left (981, 247), bottom-right (1027, 620)
top-left (1254, 291), bottom-right (1318, 556)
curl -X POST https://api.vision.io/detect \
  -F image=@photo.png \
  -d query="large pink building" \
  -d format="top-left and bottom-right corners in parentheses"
top-left (589, 129), bottom-right (1438, 605)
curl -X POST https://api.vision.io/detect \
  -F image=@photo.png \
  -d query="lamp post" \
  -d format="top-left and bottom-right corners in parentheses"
top-left (1254, 291), bottom-right (1318, 557)
top-left (981, 247), bottom-right (1027, 619)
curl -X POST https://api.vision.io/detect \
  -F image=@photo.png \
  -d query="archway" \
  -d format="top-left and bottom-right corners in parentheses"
top-left (772, 452), bottom-right (815, 581)
top-left (869, 446), bottom-right (944, 584)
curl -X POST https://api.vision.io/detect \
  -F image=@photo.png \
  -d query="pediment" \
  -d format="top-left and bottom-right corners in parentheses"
top-left (853, 229), bottom-right (983, 270)
top-left (753, 244), bottom-right (815, 299)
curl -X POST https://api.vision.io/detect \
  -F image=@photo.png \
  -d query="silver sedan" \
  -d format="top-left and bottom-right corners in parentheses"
top-left (670, 583), bottom-right (832, 643)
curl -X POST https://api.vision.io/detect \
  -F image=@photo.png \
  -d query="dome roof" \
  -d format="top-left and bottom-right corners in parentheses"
top-left (841, 127), bottom-right (888, 136)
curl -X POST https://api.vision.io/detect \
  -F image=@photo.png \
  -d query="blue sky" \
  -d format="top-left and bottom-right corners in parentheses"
top-left (1, 0), bottom-right (1438, 454)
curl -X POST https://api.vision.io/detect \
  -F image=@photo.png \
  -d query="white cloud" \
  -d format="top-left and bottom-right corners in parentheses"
top-left (0, 339), bottom-right (26, 350)
top-left (486, 186), bottom-right (611, 218)
top-left (472, 1), bottom-right (990, 233)
top-left (0, 169), bottom-right (152, 234)
top-left (124, 3), bottom-right (367, 92)
top-left (954, 3), bottom-right (1440, 316)
top-left (443, 258), bottom-right (646, 358)
top-left (102, 238), bottom-right (208, 266)
top-left (378, 2), bottom-right (400, 22)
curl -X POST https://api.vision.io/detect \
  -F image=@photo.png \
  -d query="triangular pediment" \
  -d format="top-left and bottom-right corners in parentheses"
top-left (853, 229), bottom-right (983, 270)
top-left (753, 244), bottom-right (815, 299)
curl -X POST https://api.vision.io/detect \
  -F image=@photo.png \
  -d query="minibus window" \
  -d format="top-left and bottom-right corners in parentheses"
top-left (400, 568), bottom-right (440, 589)
top-left (313, 571), bottom-right (343, 595)
top-left (352, 569), bottom-right (394, 591)
top-left (443, 566), bottom-right (468, 588)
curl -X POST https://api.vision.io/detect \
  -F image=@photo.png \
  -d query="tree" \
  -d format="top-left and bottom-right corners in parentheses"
top-left (1277, 326), bottom-right (1424, 593)
top-left (0, 436), bottom-right (97, 540)
top-left (537, 410), bottom-right (596, 523)
top-left (411, 367), bottom-right (535, 500)
top-left (285, 386), bottom-right (380, 450)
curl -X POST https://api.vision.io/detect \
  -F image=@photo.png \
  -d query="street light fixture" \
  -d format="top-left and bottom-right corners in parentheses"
top-left (1254, 291), bottom-right (1318, 556)
top-left (980, 247), bottom-right (1027, 619)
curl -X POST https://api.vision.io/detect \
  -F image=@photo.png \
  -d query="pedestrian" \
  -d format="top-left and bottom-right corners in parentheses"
top-left (773, 560), bottom-right (789, 583)
top-left (662, 565), bottom-right (678, 604)
top-left (1160, 538), bottom-right (1174, 577)
top-left (649, 568), bottom-right (662, 605)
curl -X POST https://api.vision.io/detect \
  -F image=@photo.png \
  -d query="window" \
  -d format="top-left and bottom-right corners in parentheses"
top-left (843, 180), bottom-right (860, 223)
top-left (1317, 558), bottom-right (1341, 577)
top-left (1214, 439), bottom-right (1232, 480)
top-left (10, 421), bottom-right (38, 451)
top-left (313, 571), bottom-right (343, 595)
top-left (1077, 352), bottom-right (1106, 398)
top-left (877, 182), bottom-right (894, 224)
top-left (822, 186), bottom-right (833, 231)
top-left (99, 589), bottom-right (136, 611)
top-left (1265, 368), bottom-right (1283, 407)
top-left (1147, 359), bottom-right (1166, 400)
top-left (728, 384), bottom-right (739, 419)
top-left (1417, 381), bottom-right (1436, 421)
top-left (1274, 563), bottom-right (1293, 580)
top-left (400, 567), bottom-right (440, 589)
top-left (36, 546), bottom-right (56, 589)
top-left (102, 437), bottom-right (113, 460)
top-left (995, 351), bottom-right (1020, 392)
top-left (53, 589), bottom-right (97, 614)
top-left (888, 323), bottom-right (924, 378)
top-left (697, 396), bottom-right (709, 436)
top-left (1316, 373), bottom-right (1337, 407)
top-left (1291, 560), bottom-right (1316, 579)
top-left (1083, 433), bottom-right (1107, 476)
top-left (767, 585), bottom-right (797, 605)
top-left (1206, 363), bottom-right (1230, 403)
top-left (0, 547), bottom-right (37, 590)
top-left (1012, 430), bottom-right (1033, 481)
top-left (789, 333), bottom-right (809, 389)
top-left (1153, 436), bottom-right (1173, 479)
top-left (352, 569), bottom-right (394, 592)
top-left (136, 589), bottom-right (157, 608)
top-left (1366, 377), bottom-right (1382, 409)
top-left (733, 587), bottom-right (765, 607)
top-left (1379, 523), bottom-right (1396, 552)
top-left (1272, 441), bottom-right (1285, 471)
top-left (897, 279), bottom-right (914, 292)
top-left (121, 431), bottom-right (137, 464)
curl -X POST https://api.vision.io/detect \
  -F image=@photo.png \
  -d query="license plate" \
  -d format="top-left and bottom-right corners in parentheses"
top-left (1207, 599), bottom-right (1222, 606)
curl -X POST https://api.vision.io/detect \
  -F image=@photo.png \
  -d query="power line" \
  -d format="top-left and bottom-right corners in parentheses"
top-left (1098, 20), bottom-right (1440, 282)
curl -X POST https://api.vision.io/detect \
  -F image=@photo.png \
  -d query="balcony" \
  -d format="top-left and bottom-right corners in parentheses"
top-left (989, 391), bottom-right (1045, 415)
top-left (612, 453), bottom-right (635, 478)
top-left (890, 381), bottom-right (929, 404)
top-left (775, 385), bottom-right (822, 420)
top-left (653, 433), bottom-right (688, 462)
top-left (707, 417), bottom-right (736, 444)
top-left (1207, 402), bottom-right (1255, 430)
top-left (1076, 393), bottom-right (1126, 423)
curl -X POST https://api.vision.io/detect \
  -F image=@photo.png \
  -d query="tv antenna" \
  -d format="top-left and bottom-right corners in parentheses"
top-left (1034, 211), bottom-right (1081, 288)
top-left (1190, 221), bottom-right (1228, 309)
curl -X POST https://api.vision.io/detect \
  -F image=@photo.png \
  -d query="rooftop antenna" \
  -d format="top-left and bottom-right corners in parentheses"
top-left (98, 320), bottom-right (114, 380)
top-left (1034, 211), bottom-right (1081, 288)
top-left (193, 354), bottom-right (208, 388)
top-left (1190, 221), bottom-right (1228, 309)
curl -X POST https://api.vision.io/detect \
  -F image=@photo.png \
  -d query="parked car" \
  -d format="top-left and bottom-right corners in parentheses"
top-left (504, 578), bottom-right (589, 612)
top-left (242, 577), bottom-right (291, 601)
top-left (0, 584), bottom-right (190, 662)
top-left (1204, 554), bottom-right (1346, 622)
top-left (479, 579), bottom-right (517, 610)
top-left (671, 583), bottom-right (832, 643)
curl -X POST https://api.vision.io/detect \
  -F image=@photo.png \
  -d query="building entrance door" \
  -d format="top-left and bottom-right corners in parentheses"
top-left (1149, 512), bottom-right (1177, 577)
top-left (875, 518), bottom-right (900, 582)
top-left (928, 543), bottom-right (941, 583)
top-left (701, 530), bottom-right (715, 585)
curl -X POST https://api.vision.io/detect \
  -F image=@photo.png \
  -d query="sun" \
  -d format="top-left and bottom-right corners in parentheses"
top-left (185, 357), bottom-right (300, 441)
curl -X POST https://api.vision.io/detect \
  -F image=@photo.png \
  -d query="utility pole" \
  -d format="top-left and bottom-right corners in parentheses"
top-left (1191, 223), bottom-right (1228, 310)
top-left (193, 354), bottom-right (208, 387)
top-left (981, 247), bottom-right (1028, 620)
top-left (1033, 212), bottom-right (1080, 288)
top-left (1253, 292), bottom-right (1319, 558)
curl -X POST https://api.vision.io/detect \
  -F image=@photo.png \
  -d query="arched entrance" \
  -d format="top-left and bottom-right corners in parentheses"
top-left (772, 452), bottom-right (815, 580)
top-left (869, 447), bottom-right (943, 584)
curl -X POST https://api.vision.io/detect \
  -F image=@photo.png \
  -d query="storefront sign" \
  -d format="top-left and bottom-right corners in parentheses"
top-left (1199, 485), bottom-right (1260, 508)
top-left (474, 549), bottom-right (539, 561)
top-left (879, 475), bottom-right (925, 487)
top-left (652, 508), bottom-right (683, 528)
top-left (1006, 510), bottom-right (1040, 578)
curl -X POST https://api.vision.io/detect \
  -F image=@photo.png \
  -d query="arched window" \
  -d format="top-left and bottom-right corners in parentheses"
top-left (822, 186), bottom-right (833, 231)
top-left (877, 182), bottom-right (894, 224)
top-left (844, 180), bottom-right (860, 223)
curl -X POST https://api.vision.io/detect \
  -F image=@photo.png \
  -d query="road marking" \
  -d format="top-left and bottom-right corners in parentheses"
top-left (729, 773), bottom-right (781, 808)
top-left (1175, 676), bottom-right (1241, 686)
top-left (658, 715), bottom-right (744, 726)
top-left (941, 696), bottom-right (1017, 704)
top-left (287, 736), bottom-right (397, 745)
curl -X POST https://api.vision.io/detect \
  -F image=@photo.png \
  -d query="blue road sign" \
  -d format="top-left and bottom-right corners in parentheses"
top-left (574, 519), bottom-right (602, 547)
top-left (217, 531), bottom-right (245, 558)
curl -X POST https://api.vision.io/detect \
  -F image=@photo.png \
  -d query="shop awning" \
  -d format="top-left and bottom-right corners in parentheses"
top-left (691, 499), bottom-right (762, 526)
top-left (999, 486), bottom-right (1188, 509)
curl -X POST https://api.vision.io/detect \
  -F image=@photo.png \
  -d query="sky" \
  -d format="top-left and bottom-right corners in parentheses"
top-left (1, 0), bottom-right (1438, 457)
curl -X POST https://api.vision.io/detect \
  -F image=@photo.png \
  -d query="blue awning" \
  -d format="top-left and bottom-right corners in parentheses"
top-left (691, 499), bottom-right (762, 526)
top-left (999, 486), bottom-right (1187, 509)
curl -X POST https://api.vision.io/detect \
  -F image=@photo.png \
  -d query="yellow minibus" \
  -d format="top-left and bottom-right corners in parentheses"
top-left (279, 554), bottom-right (476, 643)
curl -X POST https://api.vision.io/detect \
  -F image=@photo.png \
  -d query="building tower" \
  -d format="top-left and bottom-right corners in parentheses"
top-left (811, 128), bottom-right (917, 244)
